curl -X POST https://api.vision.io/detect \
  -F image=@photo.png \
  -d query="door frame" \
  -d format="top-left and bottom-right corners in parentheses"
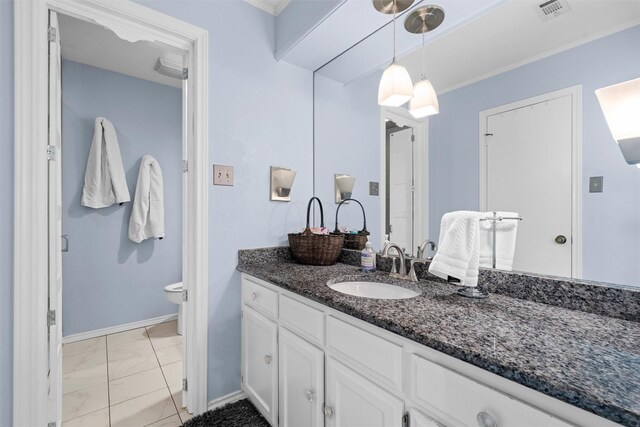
top-left (380, 107), bottom-right (429, 253)
top-left (14, 1), bottom-right (209, 425)
top-left (478, 85), bottom-right (583, 279)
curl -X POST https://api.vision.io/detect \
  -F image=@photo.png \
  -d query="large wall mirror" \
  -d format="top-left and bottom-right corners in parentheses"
top-left (313, 0), bottom-right (640, 287)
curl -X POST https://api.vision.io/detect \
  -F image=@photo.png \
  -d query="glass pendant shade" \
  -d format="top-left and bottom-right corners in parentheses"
top-left (409, 79), bottom-right (439, 118)
top-left (378, 63), bottom-right (414, 107)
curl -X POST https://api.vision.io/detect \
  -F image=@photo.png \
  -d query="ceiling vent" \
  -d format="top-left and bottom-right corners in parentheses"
top-left (534, 0), bottom-right (571, 22)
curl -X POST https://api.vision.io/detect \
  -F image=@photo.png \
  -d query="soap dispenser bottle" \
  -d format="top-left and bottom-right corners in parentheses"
top-left (361, 241), bottom-right (376, 273)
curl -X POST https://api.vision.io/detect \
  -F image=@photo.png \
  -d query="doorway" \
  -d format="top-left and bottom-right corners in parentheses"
top-left (479, 86), bottom-right (582, 278)
top-left (381, 109), bottom-right (428, 256)
top-left (14, 2), bottom-right (209, 426)
top-left (52, 11), bottom-right (191, 425)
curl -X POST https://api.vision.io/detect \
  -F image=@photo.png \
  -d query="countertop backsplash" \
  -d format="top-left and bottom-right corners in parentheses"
top-left (237, 246), bottom-right (639, 323)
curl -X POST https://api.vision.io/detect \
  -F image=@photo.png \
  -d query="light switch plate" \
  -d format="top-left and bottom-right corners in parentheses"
top-left (369, 181), bottom-right (379, 196)
top-left (589, 176), bottom-right (603, 193)
top-left (213, 165), bottom-right (234, 186)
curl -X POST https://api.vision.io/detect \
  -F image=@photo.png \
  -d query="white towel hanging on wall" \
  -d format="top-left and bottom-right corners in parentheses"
top-left (81, 117), bottom-right (131, 208)
top-left (129, 155), bottom-right (165, 243)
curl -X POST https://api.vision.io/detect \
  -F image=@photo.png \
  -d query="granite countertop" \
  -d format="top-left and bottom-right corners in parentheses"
top-left (237, 255), bottom-right (640, 426)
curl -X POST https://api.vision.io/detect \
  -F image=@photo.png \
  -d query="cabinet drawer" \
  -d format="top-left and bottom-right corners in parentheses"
top-left (242, 276), bottom-right (278, 319)
top-left (326, 316), bottom-right (403, 392)
top-left (410, 354), bottom-right (572, 427)
top-left (279, 295), bottom-right (324, 345)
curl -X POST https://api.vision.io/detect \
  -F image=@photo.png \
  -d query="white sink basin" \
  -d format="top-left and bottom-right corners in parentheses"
top-left (328, 281), bottom-right (420, 300)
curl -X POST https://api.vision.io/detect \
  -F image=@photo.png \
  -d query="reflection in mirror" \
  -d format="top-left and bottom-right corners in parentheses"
top-left (313, 0), bottom-right (640, 287)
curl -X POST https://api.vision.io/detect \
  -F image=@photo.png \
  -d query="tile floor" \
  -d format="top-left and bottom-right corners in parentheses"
top-left (62, 320), bottom-right (192, 427)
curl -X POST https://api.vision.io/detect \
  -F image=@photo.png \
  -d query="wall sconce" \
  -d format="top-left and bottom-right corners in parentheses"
top-left (595, 78), bottom-right (640, 167)
top-left (335, 174), bottom-right (356, 203)
top-left (270, 166), bottom-right (297, 202)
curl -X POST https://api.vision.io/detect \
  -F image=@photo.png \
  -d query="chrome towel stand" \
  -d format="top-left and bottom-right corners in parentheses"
top-left (479, 211), bottom-right (523, 269)
top-left (457, 212), bottom-right (523, 299)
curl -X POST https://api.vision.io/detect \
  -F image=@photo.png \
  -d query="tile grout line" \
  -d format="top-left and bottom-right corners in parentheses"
top-left (61, 336), bottom-right (110, 425)
top-left (147, 325), bottom-right (184, 421)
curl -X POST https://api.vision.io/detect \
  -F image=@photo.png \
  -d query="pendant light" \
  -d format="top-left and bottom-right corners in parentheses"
top-left (404, 6), bottom-right (445, 118)
top-left (374, 0), bottom-right (415, 107)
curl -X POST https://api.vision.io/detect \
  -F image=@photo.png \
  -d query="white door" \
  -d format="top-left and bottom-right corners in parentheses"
top-left (484, 95), bottom-right (573, 277)
top-left (325, 357), bottom-right (404, 427)
top-left (389, 128), bottom-right (414, 253)
top-left (279, 327), bottom-right (324, 427)
top-left (48, 9), bottom-right (63, 426)
top-left (242, 305), bottom-right (278, 425)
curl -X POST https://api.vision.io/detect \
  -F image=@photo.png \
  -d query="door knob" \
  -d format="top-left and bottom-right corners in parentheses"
top-left (555, 235), bottom-right (567, 244)
top-left (304, 387), bottom-right (316, 402)
top-left (324, 405), bottom-right (335, 419)
top-left (477, 412), bottom-right (498, 427)
top-left (264, 354), bottom-right (272, 365)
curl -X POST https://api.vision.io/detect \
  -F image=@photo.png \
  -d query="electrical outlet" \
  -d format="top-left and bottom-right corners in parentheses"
top-left (589, 176), bottom-right (603, 193)
top-left (213, 165), bottom-right (234, 186)
top-left (369, 181), bottom-right (379, 196)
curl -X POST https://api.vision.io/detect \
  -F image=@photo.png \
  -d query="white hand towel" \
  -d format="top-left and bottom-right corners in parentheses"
top-left (428, 211), bottom-right (482, 287)
top-left (479, 211), bottom-right (519, 270)
top-left (81, 117), bottom-right (131, 208)
top-left (128, 155), bottom-right (165, 243)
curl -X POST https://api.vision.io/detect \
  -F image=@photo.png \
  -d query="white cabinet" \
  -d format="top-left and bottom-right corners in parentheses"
top-left (242, 304), bottom-right (278, 425)
top-left (278, 327), bottom-right (324, 427)
top-left (408, 408), bottom-right (442, 427)
top-left (325, 357), bottom-right (404, 427)
top-left (240, 274), bottom-right (602, 427)
top-left (409, 354), bottom-right (572, 427)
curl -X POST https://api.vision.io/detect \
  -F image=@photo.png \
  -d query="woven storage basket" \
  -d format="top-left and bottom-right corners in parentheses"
top-left (332, 198), bottom-right (369, 250)
top-left (288, 197), bottom-right (344, 266)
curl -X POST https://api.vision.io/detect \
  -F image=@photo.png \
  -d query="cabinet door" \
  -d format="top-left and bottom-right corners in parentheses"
top-left (408, 408), bottom-right (443, 427)
top-left (325, 357), bottom-right (404, 427)
top-left (279, 328), bottom-right (324, 427)
top-left (242, 304), bottom-right (278, 425)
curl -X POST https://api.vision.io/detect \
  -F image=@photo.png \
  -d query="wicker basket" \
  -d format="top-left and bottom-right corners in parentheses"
top-left (332, 198), bottom-right (369, 250)
top-left (288, 197), bottom-right (344, 266)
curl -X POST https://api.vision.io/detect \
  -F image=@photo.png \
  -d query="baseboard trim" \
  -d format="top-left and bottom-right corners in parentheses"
top-left (62, 313), bottom-right (178, 343)
top-left (207, 390), bottom-right (246, 411)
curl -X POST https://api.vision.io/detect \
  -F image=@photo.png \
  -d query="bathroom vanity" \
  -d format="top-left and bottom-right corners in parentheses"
top-left (237, 248), bottom-right (639, 427)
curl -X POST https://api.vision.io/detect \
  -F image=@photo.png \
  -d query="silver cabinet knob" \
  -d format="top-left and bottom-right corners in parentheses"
top-left (264, 354), bottom-right (272, 365)
top-left (304, 387), bottom-right (316, 402)
top-left (251, 291), bottom-right (257, 301)
top-left (555, 235), bottom-right (567, 244)
top-left (324, 405), bottom-right (334, 419)
top-left (477, 412), bottom-right (498, 427)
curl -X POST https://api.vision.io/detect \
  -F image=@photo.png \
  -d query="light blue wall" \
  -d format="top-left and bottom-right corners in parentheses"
top-left (0, 0), bottom-right (314, 415)
top-left (275, 0), bottom-right (343, 59)
top-left (135, 0), bottom-right (314, 401)
top-left (314, 71), bottom-right (383, 249)
top-left (61, 60), bottom-right (182, 336)
top-left (0, 0), bottom-right (14, 424)
top-left (429, 25), bottom-right (640, 287)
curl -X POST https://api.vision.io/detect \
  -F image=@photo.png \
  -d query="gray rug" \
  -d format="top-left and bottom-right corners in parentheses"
top-left (182, 399), bottom-right (270, 427)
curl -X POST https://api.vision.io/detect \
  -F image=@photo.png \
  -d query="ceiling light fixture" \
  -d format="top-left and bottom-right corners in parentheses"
top-left (404, 5), bottom-right (444, 118)
top-left (374, 0), bottom-right (415, 107)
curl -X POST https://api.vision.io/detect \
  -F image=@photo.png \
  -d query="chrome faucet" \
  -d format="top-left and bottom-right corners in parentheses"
top-left (416, 239), bottom-right (437, 260)
top-left (381, 242), bottom-right (407, 277)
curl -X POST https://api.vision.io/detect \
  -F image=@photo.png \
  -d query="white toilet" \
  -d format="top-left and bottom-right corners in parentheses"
top-left (164, 282), bottom-right (183, 335)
